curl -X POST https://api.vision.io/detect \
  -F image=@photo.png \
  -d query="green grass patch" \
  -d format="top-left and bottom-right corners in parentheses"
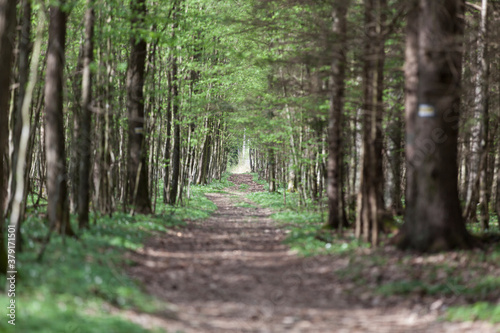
top-left (446, 302), bottom-right (500, 323)
top-left (239, 183), bottom-right (250, 190)
top-left (234, 201), bottom-right (255, 208)
top-left (246, 190), bottom-right (364, 256)
top-left (0, 212), bottom-right (175, 332)
top-left (0, 175), bottom-right (236, 332)
top-left (155, 173), bottom-right (233, 220)
top-left (251, 173), bottom-right (267, 187)
top-left (377, 278), bottom-right (465, 296)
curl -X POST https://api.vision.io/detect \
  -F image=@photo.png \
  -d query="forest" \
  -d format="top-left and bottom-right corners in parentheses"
top-left (1, 0), bottom-right (500, 331)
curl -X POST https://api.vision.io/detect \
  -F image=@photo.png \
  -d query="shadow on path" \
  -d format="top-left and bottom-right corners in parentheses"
top-left (126, 174), bottom-right (498, 333)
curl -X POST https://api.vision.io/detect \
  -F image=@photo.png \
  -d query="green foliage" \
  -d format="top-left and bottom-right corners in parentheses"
top-left (0, 212), bottom-right (176, 332)
top-left (446, 302), bottom-right (500, 323)
top-left (155, 173), bottom-right (233, 219)
top-left (377, 278), bottom-right (464, 296)
top-left (246, 189), bottom-right (366, 256)
top-left (251, 173), bottom-right (267, 187)
top-left (239, 183), bottom-right (250, 190)
top-left (234, 201), bottom-right (255, 208)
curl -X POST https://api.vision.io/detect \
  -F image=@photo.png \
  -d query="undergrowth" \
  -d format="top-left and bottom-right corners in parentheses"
top-left (246, 174), bottom-right (366, 256)
top-left (246, 173), bottom-right (500, 325)
top-left (0, 174), bottom-right (233, 333)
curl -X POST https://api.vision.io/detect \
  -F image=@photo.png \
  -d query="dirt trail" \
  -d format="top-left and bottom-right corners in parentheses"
top-left (127, 174), bottom-right (498, 333)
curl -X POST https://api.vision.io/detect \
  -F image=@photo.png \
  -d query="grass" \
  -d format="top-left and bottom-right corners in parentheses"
top-left (239, 183), bottom-right (250, 190)
top-left (246, 176), bottom-right (366, 256)
top-left (234, 201), bottom-right (256, 208)
top-left (0, 214), bottom-right (172, 333)
top-left (446, 302), bottom-right (500, 323)
top-left (246, 174), bottom-right (500, 325)
top-left (0, 174), bottom-right (233, 332)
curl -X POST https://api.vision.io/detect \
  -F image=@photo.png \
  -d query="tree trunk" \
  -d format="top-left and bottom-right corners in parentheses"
top-left (326, 1), bottom-right (347, 230)
top-left (168, 45), bottom-right (180, 204)
top-left (396, 0), bottom-right (474, 251)
top-left (464, 0), bottom-right (489, 223)
top-left (163, 68), bottom-right (172, 203)
top-left (78, 0), bottom-right (95, 228)
top-left (45, 4), bottom-right (75, 236)
top-left (355, 0), bottom-right (386, 245)
top-left (127, 0), bottom-right (152, 214)
top-left (0, 0), bottom-right (16, 274)
top-left (8, 0), bottom-right (31, 218)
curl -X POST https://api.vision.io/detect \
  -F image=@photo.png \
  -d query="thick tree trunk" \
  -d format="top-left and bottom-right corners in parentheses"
top-left (78, 0), bottom-right (95, 228)
top-left (396, 0), bottom-right (474, 251)
top-left (45, 4), bottom-right (75, 236)
top-left (326, 1), bottom-right (347, 230)
top-left (127, 0), bottom-right (152, 214)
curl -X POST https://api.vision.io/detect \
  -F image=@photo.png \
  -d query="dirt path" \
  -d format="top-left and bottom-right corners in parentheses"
top-left (127, 174), bottom-right (498, 333)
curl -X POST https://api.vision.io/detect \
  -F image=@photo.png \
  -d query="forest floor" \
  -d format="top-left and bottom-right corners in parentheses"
top-left (126, 174), bottom-right (500, 333)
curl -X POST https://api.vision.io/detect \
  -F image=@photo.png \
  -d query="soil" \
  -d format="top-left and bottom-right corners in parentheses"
top-left (126, 174), bottom-right (500, 333)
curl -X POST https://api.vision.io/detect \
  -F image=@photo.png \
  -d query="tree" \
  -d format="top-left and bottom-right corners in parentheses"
top-left (355, 0), bottom-right (387, 245)
top-left (326, 1), bottom-right (348, 230)
top-left (0, 0), bottom-right (16, 274)
top-left (78, 0), bottom-right (95, 228)
top-left (127, 0), bottom-right (152, 214)
top-left (463, 0), bottom-right (489, 230)
top-left (45, 2), bottom-right (75, 236)
top-left (167, 0), bottom-right (181, 205)
top-left (396, 0), bottom-right (474, 251)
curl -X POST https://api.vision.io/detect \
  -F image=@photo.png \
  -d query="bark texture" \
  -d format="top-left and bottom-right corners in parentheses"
top-left (127, 0), bottom-right (152, 214)
top-left (326, 1), bottom-right (347, 229)
top-left (396, 0), bottom-right (474, 251)
top-left (78, 0), bottom-right (95, 228)
top-left (0, 0), bottom-right (16, 273)
top-left (44, 4), bottom-right (75, 236)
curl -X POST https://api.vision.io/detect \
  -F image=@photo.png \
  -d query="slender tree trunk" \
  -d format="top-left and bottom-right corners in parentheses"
top-left (8, 0), bottom-right (30, 215)
top-left (396, 0), bottom-right (473, 251)
top-left (45, 3), bottom-right (75, 236)
top-left (197, 119), bottom-right (212, 185)
top-left (476, 0), bottom-right (490, 230)
top-left (78, 0), bottom-right (95, 228)
top-left (163, 66), bottom-right (172, 202)
top-left (356, 0), bottom-right (386, 245)
top-left (168, 45), bottom-right (180, 203)
top-left (0, 0), bottom-right (16, 273)
top-left (127, 0), bottom-right (152, 214)
top-left (464, 0), bottom-right (489, 223)
top-left (327, 1), bottom-right (347, 230)
top-left (167, 1), bottom-right (181, 204)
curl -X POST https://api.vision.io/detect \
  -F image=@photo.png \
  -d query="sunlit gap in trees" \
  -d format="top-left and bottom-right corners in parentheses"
top-left (231, 129), bottom-right (250, 174)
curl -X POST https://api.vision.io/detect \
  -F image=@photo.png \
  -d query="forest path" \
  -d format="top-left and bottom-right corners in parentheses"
top-left (126, 174), bottom-right (497, 333)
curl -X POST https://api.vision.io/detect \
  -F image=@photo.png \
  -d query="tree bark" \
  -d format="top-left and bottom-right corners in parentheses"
top-left (464, 0), bottom-right (489, 223)
top-left (167, 0), bottom-right (181, 205)
top-left (127, 0), bottom-right (152, 214)
top-left (396, 0), bottom-right (474, 251)
top-left (326, 1), bottom-right (347, 230)
top-left (8, 0), bottom-right (31, 218)
top-left (78, 0), bottom-right (95, 228)
top-left (168, 44), bottom-right (180, 203)
top-left (355, 0), bottom-right (386, 245)
top-left (44, 4), bottom-right (75, 236)
top-left (0, 0), bottom-right (16, 274)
